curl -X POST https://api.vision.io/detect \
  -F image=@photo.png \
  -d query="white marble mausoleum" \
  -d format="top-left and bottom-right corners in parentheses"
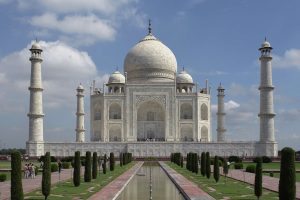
top-left (26, 24), bottom-right (278, 157)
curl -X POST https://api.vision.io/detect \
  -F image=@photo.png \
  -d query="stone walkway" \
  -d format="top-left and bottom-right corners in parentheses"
top-left (223, 169), bottom-right (300, 199)
top-left (159, 162), bottom-right (215, 200)
top-left (87, 161), bottom-right (143, 200)
top-left (0, 168), bottom-right (75, 200)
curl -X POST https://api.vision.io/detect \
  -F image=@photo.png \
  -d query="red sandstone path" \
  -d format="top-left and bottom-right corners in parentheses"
top-left (222, 169), bottom-right (300, 199)
top-left (0, 168), bottom-right (76, 200)
top-left (159, 162), bottom-right (215, 200)
top-left (87, 161), bottom-right (144, 200)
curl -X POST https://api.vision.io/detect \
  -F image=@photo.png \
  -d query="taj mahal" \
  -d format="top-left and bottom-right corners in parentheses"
top-left (26, 23), bottom-right (278, 157)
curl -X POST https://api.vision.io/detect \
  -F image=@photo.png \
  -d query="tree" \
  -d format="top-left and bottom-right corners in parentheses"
top-left (102, 154), bottom-right (107, 174)
top-left (180, 155), bottom-right (184, 168)
top-left (254, 157), bottom-right (262, 199)
top-left (223, 158), bottom-right (229, 183)
top-left (279, 147), bottom-right (296, 200)
top-left (84, 151), bottom-right (92, 182)
top-left (120, 153), bottom-right (123, 167)
top-left (195, 153), bottom-right (199, 174)
top-left (205, 152), bottom-right (211, 179)
top-left (73, 151), bottom-right (81, 187)
top-left (42, 152), bottom-right (51, 200)
top-left (214, 156), bottom-right (220, 183)
top-left (201, 152), bottom-right (206, 176)
top-left (110, 152), bottom-right (115, 171)
top-left (92, 152), bottom-right (98, 179)
top-left (11, 151), bottom-right (24, 200)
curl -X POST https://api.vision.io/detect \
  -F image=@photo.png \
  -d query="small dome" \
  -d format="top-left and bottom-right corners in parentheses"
top-left (124, 33), bottom-right (177, 83)
top-left (176, 69), bottom-right (193, 84)
top-left (261, 40), bottom-right (271, 48)
top-left (77, 84), bottom-right (84, 90)
top-left (217, 83), bottom-right (224, 90)
top-left (31, 42), bottom-right (42, 50)
top-left (108, 71), bottom-right (125, 84)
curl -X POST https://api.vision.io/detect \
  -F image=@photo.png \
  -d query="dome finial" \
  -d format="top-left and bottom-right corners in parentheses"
top-left (116, 66), bottom-right (119, 71)
top-left (265, 36), bottom-right (267, 41)
top-left (148, 19), bottom-right (152, 34)
top-left (182, 66), bottom-right (185, 71)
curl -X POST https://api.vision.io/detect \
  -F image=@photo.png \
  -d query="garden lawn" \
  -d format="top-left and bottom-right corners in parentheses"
top-left (168, 162), bottom-right (278, 200)
top-left (24, 162), bottom-right (134, 200)
top-left (243, 162), bottom-right (300, 170)
top-left (263, 172), bottom-right (300, 182)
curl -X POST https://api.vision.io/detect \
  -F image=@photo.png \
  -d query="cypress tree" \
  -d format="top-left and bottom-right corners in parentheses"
top-left (186, 153), bottom-right (189, 170)
top-left (11, 151), bottom-right (24, 200)
top-left (180, 155), bottom-right (184, 168)
top-left (92, 152), bottom-right (98, 179)
top-left (213, 156), bottom-right (220, 183)
top-left (195, 153), bottom-right (199, 174)
top-left (84, 151), bottom-right (91, 182)
top-left (205, 152), bottom-right (211, 179)
top-left (279, 147), bottom-right (296, 200)
top-left (201, 152), bottom-right (206, 176)
top-left (120, 153), bottom-right (123, 167)
top-left (73, 151), bottom-right (81, 187)
top-left (254, 157), bottom-right (262, 199)
top-left (110, 152), bottom-right (115, 171)
top-left (223, 158), bottom-right (229, 183)
top-left (42, 152), bottom-right (51, 200)
top-left (102, 154), bottom-right (107, 174)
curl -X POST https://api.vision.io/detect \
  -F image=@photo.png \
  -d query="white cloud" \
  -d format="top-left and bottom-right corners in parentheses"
top-left (225, 100), bottom-right (240, 111)
top-left (30, 13), bottom-right (116, 45)
top-left (0, 40), bottom-right (108, 111)
top-left (273, 49), bottom-right (300, 69)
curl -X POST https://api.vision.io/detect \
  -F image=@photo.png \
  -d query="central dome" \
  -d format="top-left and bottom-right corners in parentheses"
top-left (124, 33), bottom-right (177, 83)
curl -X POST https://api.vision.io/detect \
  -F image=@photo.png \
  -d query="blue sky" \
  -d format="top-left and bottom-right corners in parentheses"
top-left (0, 0), bottom-right (300, 150)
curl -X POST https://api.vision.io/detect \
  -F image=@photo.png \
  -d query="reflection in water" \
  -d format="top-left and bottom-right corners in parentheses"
top-left (116, 164), bottom-right (184, 200)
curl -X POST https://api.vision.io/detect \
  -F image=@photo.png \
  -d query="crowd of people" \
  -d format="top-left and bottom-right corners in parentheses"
top-left (23, 163), bottom-right (36, 179)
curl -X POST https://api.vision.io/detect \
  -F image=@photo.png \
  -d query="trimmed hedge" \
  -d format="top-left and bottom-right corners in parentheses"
top-left (205, 152), bottom-right (211, 179)
top-left (262, 156), bottom-right (272, 163)
top-left (228, 156), bottom-right (242, 163)
top-left (11, 151), bottom-right (24, 200)
top-left (0, 174), bottom-right (7, 182)
top-left (213, 156), bottom-right (220, 183)
top-left (42, 152), bottom-right (51, 200)
top-left (201, 152), bottom-right (206, 177)
top-left (279, 147), bottom-right (296, 200)
top-left (92, 152), bottom-right (98, 179)
top-left (234, 163), bottom-right (243, 169)
top-left (110, 152), bottom-right (115, 171)
top-left (51, 163), bottom-right (58, 172)
top-left (73, 151), bottom-right (81, 187)
top-left (254, 157), bottom-right (262, 199)
top-left (84, 151), bottom-right (92, 182)
top-left (62, 162), bottom-right (71, 169)
top-left (245, 165), bottom-right (256, 173)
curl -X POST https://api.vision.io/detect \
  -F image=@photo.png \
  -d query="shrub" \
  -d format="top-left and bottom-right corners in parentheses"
top-left (180, 156), bottom-right (184, 168)
top-left (279, 147), bottom-right (296, 200)
top-left (84, 151), bottom-right (92, 182)
top-left (62, 162), bottom-right (71, 169)
top-left (103, 154), bottom-right (107, 174)
top-left (234, 163), bottom-right (243, 169)
top-left (34, 165), bottom-right (39, 175)
top-left (110, 152), bottom-right (115, 171)
top-left (194, 153), bottom-right (199, 174)
top-left (51, 163), bottom-right (58, 172)
top-left (73, 151), bottom-right (81, 187)
top-left (262, 156), bottom-right (272, 163)
top-left (245, 165), bottom-right (256, 173)
top-left (92, 152), bottom-right (98, 179)
top-left (254, 157), bottom-right (262, 199)
top-left (120, 153), bottom-right (123, 167)
top-left (61, 156), bottom-right (74, 162)
top-left (0, 174), bottom-right (7, 182)
top-left (213, 156), bottom-right (220, 183)
top-left (228, 156), bottom-right (242, 163)
top-left (253, 157), bottom-right (261, 163)
top-left (201, 152), bottom-right (206, 177)
top-left (269, 172), bottom-right (274, 177)
top-left (205, 152), bottom-right (211, 179)
top-left (11, 151), bottom-right (24, 200)
top-left (42, 152), bottom-right (51, 200)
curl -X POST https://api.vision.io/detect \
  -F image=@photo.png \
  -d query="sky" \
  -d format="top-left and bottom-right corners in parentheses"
top-left (0, 0), bottom-right (300, 150)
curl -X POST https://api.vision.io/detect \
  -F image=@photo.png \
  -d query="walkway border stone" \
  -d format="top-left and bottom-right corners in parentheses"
top-left (88, 161), bottom-right (144, 200)
top-left (159, 162), bottom-right (215, 200)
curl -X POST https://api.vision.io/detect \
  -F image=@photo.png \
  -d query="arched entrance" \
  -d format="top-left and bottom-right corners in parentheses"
top-left (137, 101), bottom-right (165, 141)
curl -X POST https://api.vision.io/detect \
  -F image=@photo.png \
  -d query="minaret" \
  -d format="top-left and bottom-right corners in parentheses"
top-left (258, 38), bottom-right (275, 142)
top-left (217, 83), bottom-right (226, 142)
top-left (76, 84), bottom-right (85, 142)
top-left (28, 42), bottom-right (44, 142)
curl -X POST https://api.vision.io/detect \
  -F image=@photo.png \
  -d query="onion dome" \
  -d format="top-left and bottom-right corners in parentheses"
top-left (176, 68), bottom-right (193, 84)
top-left (30, 41), bottom-right (42, 50)
top-left (124, 21), bottom-right (177, 83)
top-left (108, 70), bottom-right (125, 84)
top-left (77, 83), bottom-right (84, 90)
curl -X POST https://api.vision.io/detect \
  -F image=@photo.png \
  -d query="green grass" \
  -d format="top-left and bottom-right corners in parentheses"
top-left (24, 162), bottom-right (135, 200)
top-left (243, 162), bottom-right (300, 170)
top-left (263, 172), bottom-right (300, 182)
top-left (167, 162), bottom-right (278, 200)
top-left (0, 160), bottom-right (40, 169)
